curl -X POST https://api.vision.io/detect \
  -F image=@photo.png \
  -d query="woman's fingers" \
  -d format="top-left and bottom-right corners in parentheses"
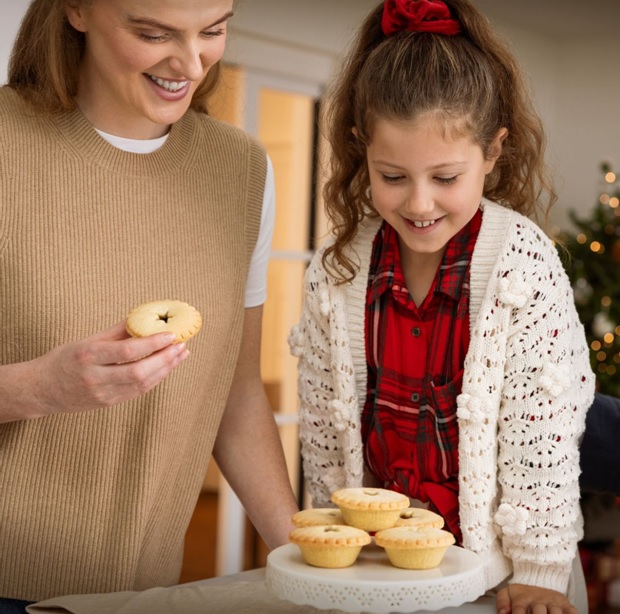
top-left (33, 327), bottom-right (189, 415)
top-left (83, 321), bottom-right (177, 366)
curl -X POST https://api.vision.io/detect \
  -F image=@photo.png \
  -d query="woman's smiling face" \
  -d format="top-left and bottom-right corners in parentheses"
top-left (65, 0), bottom-right (234, 138)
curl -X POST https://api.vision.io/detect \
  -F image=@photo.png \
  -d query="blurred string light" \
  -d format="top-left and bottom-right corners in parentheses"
top-left (560, 162), bottom-right (620, 392)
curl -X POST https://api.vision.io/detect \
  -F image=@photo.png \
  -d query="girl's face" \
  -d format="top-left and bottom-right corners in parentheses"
top-left (366, 115), bottom-right (506, 268)
top-left (65, 0), bottom-right (234, 138)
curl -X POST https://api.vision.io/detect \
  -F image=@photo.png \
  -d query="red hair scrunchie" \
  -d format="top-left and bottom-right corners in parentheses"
top-left (382, 0), bottom-right (461, 36)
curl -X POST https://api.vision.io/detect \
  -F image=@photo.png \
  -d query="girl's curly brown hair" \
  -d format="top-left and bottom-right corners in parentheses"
top-left (321, 0), bottom-right (556, 283)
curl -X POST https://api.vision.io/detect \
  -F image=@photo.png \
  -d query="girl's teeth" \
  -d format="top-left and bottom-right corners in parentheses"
top-left (412, 220), bottom-right (436, 228)
top-left (149, 75), bottom-right (188, 92)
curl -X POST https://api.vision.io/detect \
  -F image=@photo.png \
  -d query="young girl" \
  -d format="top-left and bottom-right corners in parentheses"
top-left (289, 0), bottom-right (595, 612)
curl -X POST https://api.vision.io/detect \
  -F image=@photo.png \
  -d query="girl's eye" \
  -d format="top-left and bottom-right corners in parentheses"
top-left (381, 174), bottom-right (403, 184)
top-left (436, 176), bottom-right (458, 185)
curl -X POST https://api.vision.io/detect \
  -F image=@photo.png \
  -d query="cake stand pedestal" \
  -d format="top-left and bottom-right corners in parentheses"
top-left (266, 543), bottom-right (486, 613)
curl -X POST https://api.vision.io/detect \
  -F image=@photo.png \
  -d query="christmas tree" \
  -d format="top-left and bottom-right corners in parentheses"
top-left (559, 162), bottom-right (620, 398)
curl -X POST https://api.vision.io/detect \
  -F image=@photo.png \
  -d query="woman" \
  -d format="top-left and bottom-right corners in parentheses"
top-left (0, 0), bottom-right (298, 610)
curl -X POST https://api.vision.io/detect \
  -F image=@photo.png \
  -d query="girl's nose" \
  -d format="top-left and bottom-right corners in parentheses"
top-left (405, 186), bottom-right (434, 215)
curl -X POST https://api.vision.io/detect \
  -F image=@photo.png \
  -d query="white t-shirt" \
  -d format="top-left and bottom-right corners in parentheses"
top-left (95, 129), bottom-right (275, 308)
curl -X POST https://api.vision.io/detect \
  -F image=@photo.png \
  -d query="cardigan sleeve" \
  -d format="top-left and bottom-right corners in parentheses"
top-left (494, 220), bottom-right (595, 593)
top-left (289, 250), bottom-right (361, 507)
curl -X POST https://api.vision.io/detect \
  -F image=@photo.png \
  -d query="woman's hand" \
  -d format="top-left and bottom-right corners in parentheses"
top-left (3, 322), bottom-right (189, 421)
top-left (496, 583), bottom-right (578, 614)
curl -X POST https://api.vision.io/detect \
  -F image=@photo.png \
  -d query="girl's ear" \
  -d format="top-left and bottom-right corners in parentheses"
top-left (65, 2), bottom-right (87, 33)
top-left (485, 127), bottom-right (508, 173)
top-left (488, 127), bottom-right (508, 161)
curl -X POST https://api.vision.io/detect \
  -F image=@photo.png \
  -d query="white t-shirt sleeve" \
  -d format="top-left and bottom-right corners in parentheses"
top-left (245, 156), bottom-right (275, 307)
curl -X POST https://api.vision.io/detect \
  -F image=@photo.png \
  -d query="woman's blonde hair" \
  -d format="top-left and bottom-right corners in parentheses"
top-left (322, 0), bottom-right (556, 282)
top-left (7, 0), bottom-right (220, 114)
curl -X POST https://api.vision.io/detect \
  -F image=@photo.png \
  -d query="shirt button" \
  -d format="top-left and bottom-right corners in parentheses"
top-left (411, 327), bottom-right (421, 337)
top-left (411, 392), bottom-right (420, 403)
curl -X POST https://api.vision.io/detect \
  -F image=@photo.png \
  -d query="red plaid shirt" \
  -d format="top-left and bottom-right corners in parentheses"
top-left (361, 209), bottom-right (482, 543)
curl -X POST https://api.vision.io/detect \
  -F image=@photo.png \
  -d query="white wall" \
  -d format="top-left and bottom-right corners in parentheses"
top-left (226, 0), bottom-right (378, 85)
top-left (0, 1), bottom-right (30, 84)
top-left (476, 18), bottom-right (620, 230)
top-left (3, 1), bottom-right (618, 231)
top-left (553, 36), bottom-right (620, 228)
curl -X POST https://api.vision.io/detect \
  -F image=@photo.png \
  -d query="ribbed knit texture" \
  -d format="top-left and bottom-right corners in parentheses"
top-left (0, 87), bottom-right (266, 601)
top-left (288, 200), bottom-right (595, 598)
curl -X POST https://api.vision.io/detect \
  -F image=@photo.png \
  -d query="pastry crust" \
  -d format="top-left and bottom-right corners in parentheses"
top-left (289, 525), bottom-right (371, 568)
top-left (126, 300), bottom-right (202, 343)
top-left (331, 487), bottom-right (410, 511)
top-left (374, 526), bottom-right (455, 569)
top-left (330, 487), bottom-right (409, 531)
top-left (292, 508), bottom-right (346, 527)
top-left (394, 507), bottom-right (445, 529)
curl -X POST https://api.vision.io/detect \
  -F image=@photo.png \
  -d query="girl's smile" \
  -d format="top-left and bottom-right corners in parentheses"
top-left (402, 215), bottom-right (445, 231)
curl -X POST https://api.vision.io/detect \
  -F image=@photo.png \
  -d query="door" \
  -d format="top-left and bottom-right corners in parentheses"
top-left (207, 64), bottom-right (323, 574)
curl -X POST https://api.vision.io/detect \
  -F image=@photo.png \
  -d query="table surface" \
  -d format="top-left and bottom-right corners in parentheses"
top-left (198, 567), bottom-right (497, 614)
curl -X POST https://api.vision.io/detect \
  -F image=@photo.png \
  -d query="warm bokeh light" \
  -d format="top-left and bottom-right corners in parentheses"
top-left (564, 165), bottom-right (620, 399)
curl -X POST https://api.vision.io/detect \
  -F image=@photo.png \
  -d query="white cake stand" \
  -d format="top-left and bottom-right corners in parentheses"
top-left (265, 543), bottom-right (486, 613)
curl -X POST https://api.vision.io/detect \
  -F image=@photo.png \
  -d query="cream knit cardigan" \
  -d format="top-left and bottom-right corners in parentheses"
top-left (289, 200), bottom-right (595, 595)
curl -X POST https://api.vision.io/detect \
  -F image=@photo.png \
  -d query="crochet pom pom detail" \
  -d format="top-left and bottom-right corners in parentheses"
top-left (494, 503), bottom-right (528, 537)
top-left (456, 393), bottom-right (485, 422)
top-left (499, 271), bottom-right (533, 308)
top-left (539, 363), bottom-right (571, 397)
top-left (288, 325), bottom-right (304, 357)
top-left (329, 399), bottom-right (349, 432)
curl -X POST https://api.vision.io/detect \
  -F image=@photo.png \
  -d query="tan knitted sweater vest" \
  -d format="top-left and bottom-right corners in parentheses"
top-left (0, 87), bottom-right (266, 600)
